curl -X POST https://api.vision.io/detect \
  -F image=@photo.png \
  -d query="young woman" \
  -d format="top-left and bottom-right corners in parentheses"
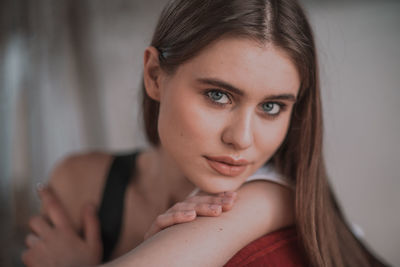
top-left (22, 0), bottom-right (389, 266)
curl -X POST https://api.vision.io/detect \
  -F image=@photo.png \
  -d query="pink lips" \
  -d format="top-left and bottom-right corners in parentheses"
top-left (205, 156), bottom-right (249, 177)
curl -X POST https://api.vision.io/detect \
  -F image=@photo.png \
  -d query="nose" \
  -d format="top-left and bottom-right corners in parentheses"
top-left (221, 109), bottom-right (253, 150)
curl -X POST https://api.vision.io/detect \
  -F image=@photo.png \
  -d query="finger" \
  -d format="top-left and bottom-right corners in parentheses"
top-left (25, 233), bottom-right (41, 248)
top-left (191, 193), bottom-right (236, 212)
top-left (169, 202), bottom-right (196, 212)
top-left (21, 249), bottom-right (35, 267)
top-left (29, 216), bottom-right (53, 239)
top-left (217, 192), bottom-right (238, 211)
top-left (170, 201), bottom-right (223, 216)
top-left (144, 210), bottom-right (197, 240)
top-left (188, 195), bottom-right (236, 208)
top-left (170, 202), bottom-right (222, 216)
top-left (145, 210), bottom-right (196, 239)
top-left (187, 195), bottom-right (224, 205)
top-left (21, 246), bottom-right (47, 267)
top-left (157, 210), bottom-right (196, 230)
top-left (193, 203), bottom-right (222, 217)
top-left (221, 197), bottom-right (236, 212)
top-left (38, 186), bottom-right (71, 229)
top-left (217, 191), bottom-right (237, 198)
top-left (82, 204), bottom-right (102, 256)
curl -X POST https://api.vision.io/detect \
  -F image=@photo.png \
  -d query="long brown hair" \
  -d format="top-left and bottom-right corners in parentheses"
top-left (142, 0), bottom-right (388, 266)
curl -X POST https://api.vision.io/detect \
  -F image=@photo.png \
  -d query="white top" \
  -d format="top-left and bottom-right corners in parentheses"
top-left (246, 164), bottom-right (294, 190)
top-left (188, 164), bottom-right (294, 197)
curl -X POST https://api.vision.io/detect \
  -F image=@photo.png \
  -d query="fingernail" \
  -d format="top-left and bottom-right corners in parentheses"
top-left (184, 210), bottom-right (196, 217)
top-left (209, 204), bottom-right (221, 211)
top-left (222, 198), bottom-right (233, 204)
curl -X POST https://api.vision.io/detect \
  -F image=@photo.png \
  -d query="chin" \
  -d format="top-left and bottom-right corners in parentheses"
top-left (194, 176), bottom-right (243, 194)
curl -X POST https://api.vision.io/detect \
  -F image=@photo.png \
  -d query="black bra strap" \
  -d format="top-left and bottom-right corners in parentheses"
top-left (98, 151), bottom-right (140, 262)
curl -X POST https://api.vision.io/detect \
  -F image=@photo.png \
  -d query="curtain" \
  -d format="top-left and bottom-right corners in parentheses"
top-left (0, 0), bottom-right (168, 265)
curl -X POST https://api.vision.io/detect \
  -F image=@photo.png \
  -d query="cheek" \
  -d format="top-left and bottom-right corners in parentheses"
top-left (158, 90), bottom-right (224, 153)
top-left (255, 116), bottom-right (292, 156)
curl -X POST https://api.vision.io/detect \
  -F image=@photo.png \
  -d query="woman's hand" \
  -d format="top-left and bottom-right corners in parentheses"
top-left (144, 191), bottom-right (237, 240)
top-left (22, 186), bottom-right (103, 267)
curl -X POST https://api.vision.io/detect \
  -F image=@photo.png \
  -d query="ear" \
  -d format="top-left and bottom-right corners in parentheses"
top-left (143, 46), bottom-right (164, 101)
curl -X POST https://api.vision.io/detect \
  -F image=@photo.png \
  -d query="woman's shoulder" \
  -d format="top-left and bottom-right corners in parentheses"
top-left (227, 180), bottom-right (294, 233)
top-left (49, 151), bottom-right (113, 185)
top-left (47, 151), bottom-right (113, 230)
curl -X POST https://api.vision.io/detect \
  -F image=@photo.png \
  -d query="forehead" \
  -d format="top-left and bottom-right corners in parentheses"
top-left (173, 37), bottom-right (300, 96)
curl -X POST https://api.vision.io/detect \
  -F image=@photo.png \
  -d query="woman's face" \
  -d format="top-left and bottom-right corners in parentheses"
top-left (155, 38), bottom-right (300, 193)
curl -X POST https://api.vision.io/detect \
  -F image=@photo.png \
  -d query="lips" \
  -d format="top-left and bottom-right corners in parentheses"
top-left (204, 156), bottom-right (249, 177)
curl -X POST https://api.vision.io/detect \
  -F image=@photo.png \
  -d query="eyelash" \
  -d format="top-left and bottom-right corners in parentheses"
top-left (203, 89), bottom-right (287, 118)
top-left (204, 89), bottom-right (232, 106)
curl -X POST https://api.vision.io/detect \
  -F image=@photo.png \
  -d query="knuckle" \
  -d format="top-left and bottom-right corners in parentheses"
top-left (209, 196), bottom-right (221, 204)
top-left (195, 203), bottom-right (208, 210)
top-left (204, 202), bottom-right (214, 209)
top-left (21, 250), bottom-right (32, 266)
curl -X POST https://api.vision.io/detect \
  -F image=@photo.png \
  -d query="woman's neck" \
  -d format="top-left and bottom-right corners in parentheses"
top-left (138, 147), bottom-right (196, 210)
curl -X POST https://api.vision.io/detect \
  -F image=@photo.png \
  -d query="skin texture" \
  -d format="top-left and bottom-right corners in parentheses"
top-left (103, 181), bottom-right (294, 267)
top-left (145, 37), bottom-right (299, 193)
top-left (23, 37), bottom-right (300, 267)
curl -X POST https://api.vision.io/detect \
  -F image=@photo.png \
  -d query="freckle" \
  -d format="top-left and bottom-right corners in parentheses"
top-left (218, 228), bottom-right (223, 232)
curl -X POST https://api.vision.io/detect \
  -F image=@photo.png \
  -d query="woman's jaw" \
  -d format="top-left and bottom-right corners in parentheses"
top-left (154, 145), bottom-right (269, 194)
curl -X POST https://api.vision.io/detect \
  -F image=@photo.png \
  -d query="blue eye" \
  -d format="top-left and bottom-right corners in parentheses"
top-left (207, 90), bottom-right (231, 104)
top-left (261, 102), bottom-right (282, 115)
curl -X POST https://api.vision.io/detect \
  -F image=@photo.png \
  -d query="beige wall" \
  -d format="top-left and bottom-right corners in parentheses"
top-left (306, 2), bottom-right (400, 265)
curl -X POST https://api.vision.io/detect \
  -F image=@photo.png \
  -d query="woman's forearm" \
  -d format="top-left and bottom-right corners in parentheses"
top-left (102, 181), bottom-right (294, 267)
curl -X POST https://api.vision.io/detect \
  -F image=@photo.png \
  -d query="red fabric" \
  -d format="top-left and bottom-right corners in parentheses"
top-left (224, 226), bottom-right (308, 267)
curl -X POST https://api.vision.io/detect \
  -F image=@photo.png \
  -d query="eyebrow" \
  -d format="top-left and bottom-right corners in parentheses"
top-left (196, 77), bottom-right (297, 102)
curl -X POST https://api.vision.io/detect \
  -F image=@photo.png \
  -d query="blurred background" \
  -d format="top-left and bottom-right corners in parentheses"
top-left (1, 0), bottom-right (399, 266)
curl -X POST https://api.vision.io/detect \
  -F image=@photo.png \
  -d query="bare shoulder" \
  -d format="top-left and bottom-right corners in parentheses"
top-left (229, 180), bottom-right (295, 232)
top-left (47, 151), bottom-right (113, 230)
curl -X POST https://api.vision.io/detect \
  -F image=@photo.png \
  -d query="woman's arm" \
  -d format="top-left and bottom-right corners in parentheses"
top-left (103, 180), bottom-right (294, 267)
top-left (22, 153), bottom-right (111, 267)
top-left (23, 187), bottom-right (103, 267)
top-left (23, 153), bottom-right (239, 267)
